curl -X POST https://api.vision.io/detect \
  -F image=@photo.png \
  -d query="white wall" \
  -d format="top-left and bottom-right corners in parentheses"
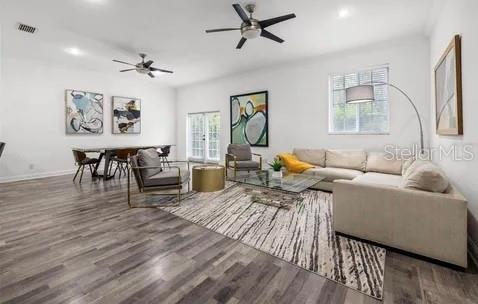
top-left (176, 36), bottom-right (430, 163)
top-left (429, 0), bottom-right (478, 252)
top-left (0, 56), bottom-right (176, 182)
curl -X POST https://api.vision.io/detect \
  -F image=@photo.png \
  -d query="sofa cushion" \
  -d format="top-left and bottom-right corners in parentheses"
top-left (137, 148), bottom-right (162, 179)
top-left (400, 162), bottom-right (449, 193)
top-left (365, 152), bottom-right (402, 175)
top-left (279, 153), bottom-right (314, 173)
top-left (228, 144), bottom-right (252, 161)
top-left (326, 150), bottom-right (367, 171)
top-left (143, 169), bottom-right (190, 187)
top-left (293, 148), bottom-right (326, 167)
top-left (230, 160), bottom-right (261, 169)
top-left (303, 167), bottom-right (363, 182)
top-left (353, 172), bottom-right (403, 187)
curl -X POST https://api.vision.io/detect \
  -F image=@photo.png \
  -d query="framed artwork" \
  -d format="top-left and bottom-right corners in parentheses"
top-left (434, 34), bottom-right (463, 135)
top-left (230, 91), bottom-right (268, 147)
top-left (65, 90), bottom-right (103, 134)
top-left (112, 96), bottom-right (141, 134)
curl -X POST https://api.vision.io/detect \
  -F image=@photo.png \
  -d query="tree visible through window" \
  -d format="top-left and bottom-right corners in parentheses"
top-left (329, 66), bottom-right (390, 134)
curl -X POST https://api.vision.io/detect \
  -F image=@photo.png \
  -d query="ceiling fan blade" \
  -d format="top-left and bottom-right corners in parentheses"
top-left (148, 72), bottom-right (155, 78)
top-left (112, 59), bottom-right (136, 66)
top-left (260, 29), bottom-right (284, 43)
top-left (205, 28), bottom-right (240, 33)
top-left (120, 68), bottom-right (136, 72)
top-left (259, 13), bottom-right (296, 28)
top-left (143, 60), bottom-right (154, 68)
top-left (232, 4), bottom-right (250, 24)
top-left (150, 67), bottom-right (173, 74)
top-left (236, 37), bottom-right (247, 49)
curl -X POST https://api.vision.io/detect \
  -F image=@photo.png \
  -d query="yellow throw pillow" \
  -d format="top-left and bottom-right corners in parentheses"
top-left (278, 153), bottom-right (314, 173)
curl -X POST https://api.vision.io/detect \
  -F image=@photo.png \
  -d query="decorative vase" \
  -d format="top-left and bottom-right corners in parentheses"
top-left (272, 170), bottom-right (283, 179)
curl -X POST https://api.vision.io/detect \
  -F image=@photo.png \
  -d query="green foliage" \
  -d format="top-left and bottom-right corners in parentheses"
top-left (268, 159), bottom-right (283, 172)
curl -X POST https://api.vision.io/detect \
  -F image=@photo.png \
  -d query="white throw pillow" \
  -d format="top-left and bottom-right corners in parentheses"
top-left (400, 162), bottom-right (449, 193)
top-left (401, 157), bottom-right (416, 176)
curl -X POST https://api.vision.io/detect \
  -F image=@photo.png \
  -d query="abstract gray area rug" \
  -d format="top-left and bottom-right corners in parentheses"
top-left (161, 183), bottom-right (386, 299)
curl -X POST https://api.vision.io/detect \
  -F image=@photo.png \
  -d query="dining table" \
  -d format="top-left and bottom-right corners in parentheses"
top-left (71, 144), bottom-right (174, 180)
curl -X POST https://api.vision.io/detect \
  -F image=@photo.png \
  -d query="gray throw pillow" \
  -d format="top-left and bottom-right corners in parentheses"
top-left (137, 148), bottom-right (162, 179)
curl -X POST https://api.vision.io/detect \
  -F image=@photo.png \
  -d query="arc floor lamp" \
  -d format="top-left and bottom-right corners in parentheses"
top-left (345, 82), bottom-right (424, 154)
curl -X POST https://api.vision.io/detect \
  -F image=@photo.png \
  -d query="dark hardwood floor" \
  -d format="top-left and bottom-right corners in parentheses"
top-left (0, 175), bottom-right (477, 304)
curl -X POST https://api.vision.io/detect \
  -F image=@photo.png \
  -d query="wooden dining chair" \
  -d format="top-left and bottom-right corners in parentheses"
top-left (72, 150), bottom-right (100, 183)
top-left (109, 148), bottom-right (137, 178)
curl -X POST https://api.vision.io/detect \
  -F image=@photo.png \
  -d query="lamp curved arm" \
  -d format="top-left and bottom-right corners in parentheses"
top-left (368, 81), bottom-right (424, 154)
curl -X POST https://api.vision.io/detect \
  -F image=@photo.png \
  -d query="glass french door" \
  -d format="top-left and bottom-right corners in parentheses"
top-left (188, 112), bottom-right (220, 162)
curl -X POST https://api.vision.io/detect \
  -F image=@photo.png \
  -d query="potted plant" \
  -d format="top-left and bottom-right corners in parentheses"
top-left (268, 158), bottom-right (283, 179)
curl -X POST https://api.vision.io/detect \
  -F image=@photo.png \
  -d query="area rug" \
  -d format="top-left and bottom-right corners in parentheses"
top-left (160, 183), bottom-right (386, 299)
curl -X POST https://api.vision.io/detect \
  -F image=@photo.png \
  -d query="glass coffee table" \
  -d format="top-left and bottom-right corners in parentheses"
top-left (229, 170), bottom-right (324, 209)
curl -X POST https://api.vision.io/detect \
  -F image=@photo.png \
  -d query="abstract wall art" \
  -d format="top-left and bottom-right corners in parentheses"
top-left (65, 90), bottom-right (104, 134)
top-left (230, 91), bottom-right (268, 147)
top-left (112, 96), bottom-right (141, 134)
top-left (434, 34), bottom-right (463, 135)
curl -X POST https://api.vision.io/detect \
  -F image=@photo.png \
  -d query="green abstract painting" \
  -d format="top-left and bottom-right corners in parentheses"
top-left (230, 91), bottom-right (268, 147)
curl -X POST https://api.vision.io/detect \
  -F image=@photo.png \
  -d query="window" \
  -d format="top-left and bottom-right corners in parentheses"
top-left (329, 66), bottom-right (390, 134)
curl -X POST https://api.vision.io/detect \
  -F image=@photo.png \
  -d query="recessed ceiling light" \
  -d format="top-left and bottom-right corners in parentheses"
top-left (65, 47), bottom-right (84, 56)
top-left (338, 8), bottom-right (351, 19)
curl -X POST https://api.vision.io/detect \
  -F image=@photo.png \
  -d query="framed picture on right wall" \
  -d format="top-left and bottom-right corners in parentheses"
top-left (434, 34), bottom-right (463, 135)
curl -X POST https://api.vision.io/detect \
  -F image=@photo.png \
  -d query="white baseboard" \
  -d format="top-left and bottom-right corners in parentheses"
top-left (0, 169), bottom-right (77, 183)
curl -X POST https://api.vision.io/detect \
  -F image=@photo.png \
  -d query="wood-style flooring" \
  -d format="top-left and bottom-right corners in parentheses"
top-left (0, 175), bottom-right (477, 304)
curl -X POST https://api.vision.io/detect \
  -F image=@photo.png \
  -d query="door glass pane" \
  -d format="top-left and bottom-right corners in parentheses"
top-left (188, 113), bottom-right (204, 160)
top-left (206, 113), bottom-right (220, 161)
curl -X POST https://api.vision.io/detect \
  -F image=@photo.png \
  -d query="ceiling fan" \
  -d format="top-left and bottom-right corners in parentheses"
top-left (112, 53), bottom-right (173, 78)
top-left (205, 3), bottom-right (296, 49)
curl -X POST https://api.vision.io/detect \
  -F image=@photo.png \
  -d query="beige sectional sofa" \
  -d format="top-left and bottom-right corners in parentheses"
top-left (292, 148), bottom-right (468, 267)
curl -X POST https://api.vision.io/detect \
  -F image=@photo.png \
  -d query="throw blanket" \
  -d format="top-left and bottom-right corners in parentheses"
top-left (278, 153), bottom-right (314, 173)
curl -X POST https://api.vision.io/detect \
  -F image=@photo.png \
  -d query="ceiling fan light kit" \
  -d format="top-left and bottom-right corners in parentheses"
top-left (112, 53), bottom-right (173, 78)
top-left (113, 3), bottom-right (295, 77)
top-left (205, 3), bottom-right (296, 49)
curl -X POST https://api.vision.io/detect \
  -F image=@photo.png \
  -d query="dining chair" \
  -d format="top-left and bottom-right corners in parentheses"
top-left (158, 145), bottom-right (171, 168)
top-left (72, 150), bottom-right (101, 183)
top-left (109, 148), bottom-right (137, 178)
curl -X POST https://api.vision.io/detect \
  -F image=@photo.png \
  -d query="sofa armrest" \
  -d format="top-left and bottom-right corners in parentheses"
top-left (333, 179), bottom-right (467, 267)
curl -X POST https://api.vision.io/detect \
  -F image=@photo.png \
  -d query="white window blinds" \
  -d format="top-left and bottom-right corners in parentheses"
top-left (329, 66), bottom-right (390, 134)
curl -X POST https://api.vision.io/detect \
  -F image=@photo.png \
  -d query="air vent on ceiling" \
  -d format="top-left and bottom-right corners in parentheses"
top-left (17, 23), bottom-right (37, 34)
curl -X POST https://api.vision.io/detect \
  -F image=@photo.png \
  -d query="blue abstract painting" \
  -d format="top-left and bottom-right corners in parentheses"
top-left (66, 90), bottom-right (104, 134)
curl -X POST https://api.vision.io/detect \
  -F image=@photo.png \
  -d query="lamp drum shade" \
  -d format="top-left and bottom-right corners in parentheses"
top-left (346, 85), bottom-right (374, 104)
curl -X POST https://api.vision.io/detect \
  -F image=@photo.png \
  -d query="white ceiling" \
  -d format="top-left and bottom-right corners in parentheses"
top-left (0, 0), bottom-right (443, 87)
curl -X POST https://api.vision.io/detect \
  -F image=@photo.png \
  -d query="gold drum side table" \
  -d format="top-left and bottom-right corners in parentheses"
top-left (192, 165), bottom-right (225, 192)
